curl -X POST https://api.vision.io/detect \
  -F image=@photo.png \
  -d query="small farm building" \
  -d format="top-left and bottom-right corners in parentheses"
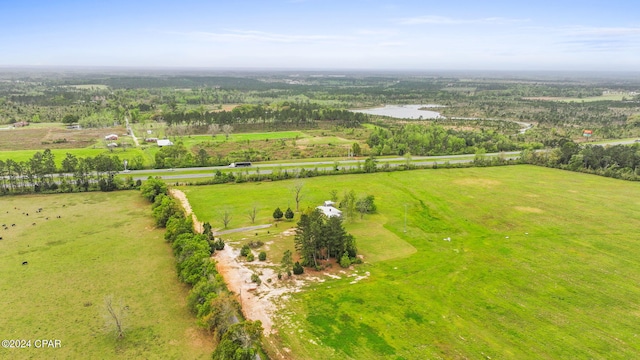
top-left (157, 139), bottom-right (174, 147)
top-left (317, 200), bottom-right (342, 218)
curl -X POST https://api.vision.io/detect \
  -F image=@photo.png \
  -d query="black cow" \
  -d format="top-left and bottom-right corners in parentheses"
top-left (22, 261), bottom-right (28, 265)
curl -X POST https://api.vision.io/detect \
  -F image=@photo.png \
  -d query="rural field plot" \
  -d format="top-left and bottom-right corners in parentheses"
top-left (0, 191), bottom-right (212, 359)
top-left (184, 166), bottom-right (640, 359)
top-left (0, 124), bottom-right (128, 151)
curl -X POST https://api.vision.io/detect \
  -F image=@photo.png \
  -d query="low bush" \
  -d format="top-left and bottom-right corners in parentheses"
top-left (240, 244), bottom-right (251, 257)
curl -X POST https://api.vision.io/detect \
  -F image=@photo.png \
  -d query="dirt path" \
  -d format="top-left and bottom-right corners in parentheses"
top-left (125, 116), bottom-right (140, 147)
top-left (169, 188), bottom-right (204, 234)
top-left (169, 187), bottom-right (307, 338)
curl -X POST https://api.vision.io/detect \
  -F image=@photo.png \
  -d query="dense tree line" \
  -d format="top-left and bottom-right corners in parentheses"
top-left (159, 101), bottom-right (367, 128)
top-left (0, 150), bottom-right (130, 195)
top-left (522, 142), bottom-right (640, 181)
top-left (140, 178), bottom-right (264, 358)
top-left (367, 124), bottom-right (527, 156)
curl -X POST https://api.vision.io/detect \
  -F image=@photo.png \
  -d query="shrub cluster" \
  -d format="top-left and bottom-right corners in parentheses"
top-left (141, 186), bottom-right (264, 358)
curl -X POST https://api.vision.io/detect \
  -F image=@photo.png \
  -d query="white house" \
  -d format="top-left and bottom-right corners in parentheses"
top-left (317, 200), bottom-right (342, 218)
top-left (157, 139), bottom-right (174, 147)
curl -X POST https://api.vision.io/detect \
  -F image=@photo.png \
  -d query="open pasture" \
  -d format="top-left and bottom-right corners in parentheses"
top-left (184, 165), bottom-right (640, 359)
top-left (0, 124), bottom-right (127, 151)
top-left (173, 131), bottom-right (306, 148)
top-left (0, 191), bottom-right (212, 359)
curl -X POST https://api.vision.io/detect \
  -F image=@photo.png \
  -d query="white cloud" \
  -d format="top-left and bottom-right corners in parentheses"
top-left (183, 30), bottom-right (355, 44)
top-left (563, 26), bottom-right (640, 37)
top-left (377, 41), bottom-right (406, 47)
top-left (397, 15), bottom-right (529, 26)
top-left (356, 29), bottom-right (398, 36)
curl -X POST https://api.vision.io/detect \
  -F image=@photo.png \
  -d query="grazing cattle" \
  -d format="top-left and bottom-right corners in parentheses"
top-left (57, 215), bottom-right (61, 218)
top-left (22, 261), bottom-right (28, 265)
top-left (46, 217), bottom-right (49, 220)
top-left (32, 223), bottom-right (36, 226)
top-left (0, 237), bottom-right (3, 240)
top-left (11, 224), bottom-right (16, 227)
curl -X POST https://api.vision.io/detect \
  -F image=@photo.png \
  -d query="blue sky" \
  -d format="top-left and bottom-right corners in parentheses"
top-left (1, 0), bottom-right (638, 70)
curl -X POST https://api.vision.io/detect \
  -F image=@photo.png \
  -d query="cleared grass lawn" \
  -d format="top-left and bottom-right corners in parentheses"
top-left (168, 131), bottom-right (306, 147)
top-left (0, 191), bottom-right (213, 359)
top-left (184, 166), bottom-right (640, 359)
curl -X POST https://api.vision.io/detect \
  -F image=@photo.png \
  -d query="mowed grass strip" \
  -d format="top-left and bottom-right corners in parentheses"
top-left (165, 131), bottom-right (307, 148)
top-left (0, 191), bottom-right (213, 359)
top-left (184, 165), bottom-right (640, 359)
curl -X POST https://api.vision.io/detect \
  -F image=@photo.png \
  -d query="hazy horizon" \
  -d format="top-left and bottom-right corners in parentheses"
top-left (2, 0), bottom-right (638, 72)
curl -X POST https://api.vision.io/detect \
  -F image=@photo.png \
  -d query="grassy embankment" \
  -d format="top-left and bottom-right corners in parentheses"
top-left (183, 165), bottom-right (640, 359)
top-left (0, 191), bottom-right (213, 359)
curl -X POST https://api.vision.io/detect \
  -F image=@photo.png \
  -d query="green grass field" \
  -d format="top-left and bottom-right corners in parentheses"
top-left (0, 191), bottom-right (213, 359)
top-left (183, 165), bottom-right (640, 359)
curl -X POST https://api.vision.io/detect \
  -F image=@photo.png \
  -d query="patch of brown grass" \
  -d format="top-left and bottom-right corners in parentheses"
top-left (0, 125), bottom-right (127, 151)
top-left (514, 206), bottom-right (544, 213)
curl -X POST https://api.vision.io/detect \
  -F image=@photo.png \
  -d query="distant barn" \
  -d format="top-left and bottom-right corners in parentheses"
top-left (157, 139), bottom-right (174, 147)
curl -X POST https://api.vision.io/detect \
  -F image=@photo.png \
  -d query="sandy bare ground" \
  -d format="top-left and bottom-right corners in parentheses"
top-left (170, 187), bottom-right (310, 338)
top-left (169, 189), bottom-right (204, 234)
top-left (214, 246), bottom-right (283, 335)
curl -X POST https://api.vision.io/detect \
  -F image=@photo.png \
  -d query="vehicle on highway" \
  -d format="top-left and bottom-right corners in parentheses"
top-left (229, 162), bottom-right (252, 168)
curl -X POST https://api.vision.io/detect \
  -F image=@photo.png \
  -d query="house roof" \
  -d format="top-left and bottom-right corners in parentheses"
top-left (157, 139), bottom-right (173, 147)
top-left (316, 205), bottom-right (342, 218)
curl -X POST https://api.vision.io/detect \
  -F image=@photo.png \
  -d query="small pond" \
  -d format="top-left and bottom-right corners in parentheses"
top-left (351, 104), bottom-right (445, 119)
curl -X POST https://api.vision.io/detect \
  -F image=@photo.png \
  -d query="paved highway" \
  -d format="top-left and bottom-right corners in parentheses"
top-left (126, 152), bottom-right (521, 181)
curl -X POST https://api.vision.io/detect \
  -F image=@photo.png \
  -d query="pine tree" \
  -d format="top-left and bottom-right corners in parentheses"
top-left (285, 207), bottom-right (294, 221)
top-left (273, 207), bottom-right (283, 221)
